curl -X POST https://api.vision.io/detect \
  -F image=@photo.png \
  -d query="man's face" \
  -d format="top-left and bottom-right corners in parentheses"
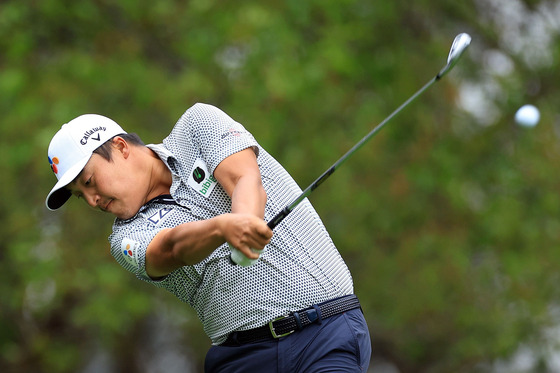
top-left (68, 148), bottom-right (146, 220)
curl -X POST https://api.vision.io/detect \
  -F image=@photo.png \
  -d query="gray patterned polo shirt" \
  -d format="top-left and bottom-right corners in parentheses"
top-left (108, 103), bottom-right (353, 345)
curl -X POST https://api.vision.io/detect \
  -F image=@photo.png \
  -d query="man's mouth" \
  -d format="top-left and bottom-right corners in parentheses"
top-left (101, 200), bottom-right (112, 212)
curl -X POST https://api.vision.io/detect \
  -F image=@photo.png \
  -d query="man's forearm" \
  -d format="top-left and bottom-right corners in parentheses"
top-left (146, 212), bottom-right (270, 277)
top-left (147, 216), bottom-right (229, 276)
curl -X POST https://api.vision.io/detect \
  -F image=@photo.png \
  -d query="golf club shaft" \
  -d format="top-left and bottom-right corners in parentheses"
top-left (267, 76), bottom-right (439, 230)
top-left (228, 33), bottom-right (471, 265)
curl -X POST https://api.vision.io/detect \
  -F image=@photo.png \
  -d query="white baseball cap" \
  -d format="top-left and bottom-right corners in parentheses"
top-left (45, 114), bottom-right (127, 210)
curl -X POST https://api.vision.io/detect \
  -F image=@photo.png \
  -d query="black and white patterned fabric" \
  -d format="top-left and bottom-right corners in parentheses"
top-left (108, 103), bottom-right (353, 345)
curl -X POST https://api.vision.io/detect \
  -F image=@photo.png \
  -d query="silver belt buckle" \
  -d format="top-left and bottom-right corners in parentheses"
top-left (268, 315), bottom-right (294, 339)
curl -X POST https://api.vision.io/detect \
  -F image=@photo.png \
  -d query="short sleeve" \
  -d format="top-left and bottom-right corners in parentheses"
top-left (109, 223), bottom-right (167, 284)
top-left (184, 103), bottom-right (259, 174)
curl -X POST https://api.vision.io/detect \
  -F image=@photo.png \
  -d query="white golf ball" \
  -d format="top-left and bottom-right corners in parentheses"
top-left (515, 104), bottom-right (540, 127)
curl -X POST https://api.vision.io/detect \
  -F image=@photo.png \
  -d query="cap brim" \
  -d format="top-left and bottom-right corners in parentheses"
top-left (45, 156), bottom-right (91, 210)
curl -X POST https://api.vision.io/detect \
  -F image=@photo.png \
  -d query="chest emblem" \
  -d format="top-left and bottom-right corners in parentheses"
top-left (188, 158), bottom-right (217, 198)
top-left (147, 208), bottom-right (173, 224)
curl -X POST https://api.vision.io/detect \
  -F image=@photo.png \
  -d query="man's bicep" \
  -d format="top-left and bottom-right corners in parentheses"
top-left (214, 147), bottom-right (260, 197)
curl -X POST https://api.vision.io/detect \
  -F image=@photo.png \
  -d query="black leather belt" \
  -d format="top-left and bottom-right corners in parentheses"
top-left (221, 294), bottom-right (361, 346)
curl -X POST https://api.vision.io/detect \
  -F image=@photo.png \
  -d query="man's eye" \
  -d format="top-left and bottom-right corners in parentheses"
top-left (85, 177), bottom-right (92, 186)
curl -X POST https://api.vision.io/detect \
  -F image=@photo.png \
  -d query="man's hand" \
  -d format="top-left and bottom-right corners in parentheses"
top-left (220, 213), bottom-right (272, 260)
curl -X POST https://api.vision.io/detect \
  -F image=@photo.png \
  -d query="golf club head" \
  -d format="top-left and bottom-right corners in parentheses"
top-left (437, 33), bottom-right (471, 79)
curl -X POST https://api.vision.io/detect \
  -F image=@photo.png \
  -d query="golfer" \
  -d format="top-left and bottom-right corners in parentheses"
top-left (45, 103), bottom-right (371, 372)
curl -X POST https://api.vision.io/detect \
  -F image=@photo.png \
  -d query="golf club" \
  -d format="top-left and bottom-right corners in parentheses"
top-left (231, 33), bottom-right (471, 266)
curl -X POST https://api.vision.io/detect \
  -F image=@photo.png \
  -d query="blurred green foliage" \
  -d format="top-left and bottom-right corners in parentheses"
top-left (1, 0), bottom-right (559, 372)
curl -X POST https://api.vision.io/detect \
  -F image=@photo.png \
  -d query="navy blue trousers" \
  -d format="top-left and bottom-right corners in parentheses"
top-left (205, 308), bottom-right (371, 373)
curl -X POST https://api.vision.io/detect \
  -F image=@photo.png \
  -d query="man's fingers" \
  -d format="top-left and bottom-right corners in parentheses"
top-left (230, 232), bottom-right (269, 259)
top-left (258, 225), bottom-right (273, 240)
top-left (224, 213), bottom-right (273, 258)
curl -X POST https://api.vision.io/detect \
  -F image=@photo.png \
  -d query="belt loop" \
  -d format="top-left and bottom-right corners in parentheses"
top-left (293, 311), bottom-right (303, 330)
top-left (312, 305), bottom-right (322, 325)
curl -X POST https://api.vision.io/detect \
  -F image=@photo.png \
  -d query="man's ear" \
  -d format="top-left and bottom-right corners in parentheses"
top-left (112, 136), bottom-right (130, 159)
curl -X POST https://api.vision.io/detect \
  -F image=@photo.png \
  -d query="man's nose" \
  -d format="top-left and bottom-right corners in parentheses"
top-left (84, 192), bottom-right (100, 208)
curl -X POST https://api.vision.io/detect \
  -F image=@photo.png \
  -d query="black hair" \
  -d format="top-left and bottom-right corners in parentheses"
top-left (93, 133), bottom-right (145, 161)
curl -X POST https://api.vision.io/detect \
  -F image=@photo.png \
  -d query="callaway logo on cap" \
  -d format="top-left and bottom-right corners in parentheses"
top-left (45, 114), bottom-right (127, 210)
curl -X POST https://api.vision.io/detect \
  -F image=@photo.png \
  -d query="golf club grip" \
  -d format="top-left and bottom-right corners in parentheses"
top-left (267, 206), bottom-right (292, 230)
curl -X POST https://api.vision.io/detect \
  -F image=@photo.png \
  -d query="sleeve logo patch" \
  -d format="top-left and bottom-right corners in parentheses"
top-left (121, 238), bottom-right (140, 267)
top-left (188, 158), bottom-right (217, 198)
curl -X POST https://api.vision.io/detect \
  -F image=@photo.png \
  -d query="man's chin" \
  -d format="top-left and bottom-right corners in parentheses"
top-left (114, 208), bottom-right (139, 220)
top-left (115, 212), bottom-right (134, 220)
